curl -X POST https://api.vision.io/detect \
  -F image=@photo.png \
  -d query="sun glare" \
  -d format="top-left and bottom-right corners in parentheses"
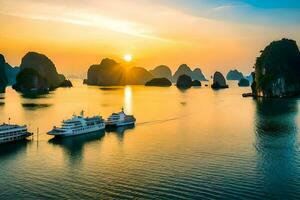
top-left (124, 54), bottom-right (132, 62)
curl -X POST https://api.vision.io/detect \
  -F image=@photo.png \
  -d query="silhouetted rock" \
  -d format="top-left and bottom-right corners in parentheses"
top-left (87, 58), bottom-right (126, 86)
top-left (238, 78), bottom-right (250, 87)
top-left (59, 79), bottom-right (73, 87)
top-left (13, 68), bottom-right (49, 94)
top-left (245, 73), bottom-right (253, 84)
top-left (0, 54), bottom-right (8, 93)
top-left (192, 68), bottom-right (207, 81)
top-left (20, 52), bottom-right (69, 88)
top-left (14, 52), bottom-right (72, 93)
top-left (173, 64), bottom-right (207, 82)
top-left (145, 78), bottom-right (172, 87)
top-left (252, 38), bottom-right (300, 97)
top-left (149, 65), bottom-right (172, 81)
top-left (87, 58), bottom-right (152, 85)
top-left (176, 74), bottom-right (193, 88)
top-left (0, 54), bottom-right (20, 86)
top-left (173, 64), bottom-right (192, 82)
top-left (192, 80), bottom-right (201, 86)
top-left (5, 64), bottom-right (19, 85)
top-left (226, 69), bottom-right (244, 80)
top-left (211, 71), bottom-right (228, 89)
top-left (127, 67), bottom-right (153, 85)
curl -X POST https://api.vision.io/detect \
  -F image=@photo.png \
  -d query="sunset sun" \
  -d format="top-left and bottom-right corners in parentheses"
top-left (123, 54), bottom-right (132, 62)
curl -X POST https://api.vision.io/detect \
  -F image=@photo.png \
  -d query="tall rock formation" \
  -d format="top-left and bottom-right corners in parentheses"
top-left (211, 71), bottom-right (228, 89)
top-left (191, 68), bottom-right (207, 81)
top-left (127, 67), bottom-right (153, 85)
top-left (14, 52), bottom-right (72, 93)
top-left (87, 58), bottom-right (126, 86)
top-left (226, 69), bottom-right (244, 80)
top-left (251, 38), bottom-right (300, 97)
top-left (149, 65), bottom-right (172, 81)
top-left (173, 64), bottom-right (207, 82)
top-left (0, 54), bottom-right (8, 93)
top-left (173, 64), bottom-right (192, 82)
top-left (87, 58), bottom-right (153, 85)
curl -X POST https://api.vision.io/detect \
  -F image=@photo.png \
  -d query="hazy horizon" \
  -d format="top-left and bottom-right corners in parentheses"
top-left (0, 0), bottom-right (300, 78)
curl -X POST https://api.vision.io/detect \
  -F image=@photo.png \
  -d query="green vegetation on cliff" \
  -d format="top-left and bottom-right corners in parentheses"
top-left (252, 38), bottom-right (300, 97)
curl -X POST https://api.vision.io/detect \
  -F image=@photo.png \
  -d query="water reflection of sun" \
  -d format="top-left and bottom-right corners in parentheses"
top-left (124, 86), bottom-right (132, 114)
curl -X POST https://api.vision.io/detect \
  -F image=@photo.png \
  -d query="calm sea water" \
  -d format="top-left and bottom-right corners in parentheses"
top-left (0, 80), bottom-right (300, 200)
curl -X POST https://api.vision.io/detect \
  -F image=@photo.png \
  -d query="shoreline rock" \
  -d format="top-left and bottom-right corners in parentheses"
top-left (145, 78), bottom-right (172, 87)
top-left (238, 78), bottom-right (250, 87)
top-left (211, 71), bottom-right (228, 89)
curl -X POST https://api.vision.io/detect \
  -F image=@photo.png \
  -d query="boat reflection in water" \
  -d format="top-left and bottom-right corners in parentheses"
top-left (255, 98), bottom-right (299, 199)
top-left (48, 130), bottom-right (105, 164)
top-left (0, 140), bottom-right (31, 158)
top-left (105, 124), bottom-right (135, 141)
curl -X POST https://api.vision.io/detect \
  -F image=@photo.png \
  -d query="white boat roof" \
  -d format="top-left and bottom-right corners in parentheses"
top-left (0, 123), bottom-right (26, 131)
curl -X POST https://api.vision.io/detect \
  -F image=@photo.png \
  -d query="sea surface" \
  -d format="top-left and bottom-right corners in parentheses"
top-left (0, 80), bottom-right (300, 200)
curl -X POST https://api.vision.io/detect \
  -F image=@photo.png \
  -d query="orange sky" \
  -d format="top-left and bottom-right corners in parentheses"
top-left (0, 0), bottom-right (299, 78)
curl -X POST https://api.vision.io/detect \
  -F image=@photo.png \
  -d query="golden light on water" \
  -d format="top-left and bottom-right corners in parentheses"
top-left (123, 54), bottom-right (133, 62)
top-left (124, 86), bottom-right (132, 114)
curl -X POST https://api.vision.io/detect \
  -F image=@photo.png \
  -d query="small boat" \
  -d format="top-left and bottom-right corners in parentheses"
top-left (106, 108), bottom-right (136, 127)
top-left (47, 111), bottom-right (105, 137)
top-left (0, 123), bottom-right (32, 144)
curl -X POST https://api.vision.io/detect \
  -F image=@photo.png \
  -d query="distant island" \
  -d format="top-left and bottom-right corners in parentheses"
top-left (145, 78), bottom-right (172, 87)
top-left (87, 58), bottom-right (153, 85)
top-left (211, 71), bottom-right (228, 89)
top-left (4, 39), bottom-right (298, 95)
top-left (172, 64), bottom-right (207, 83)
top-left (251, 38), bottom-right (300, 97)
top-left (149, 65), bottom-right (173, 82)
top-left (0, 54), bottom-right (21, 93)
top-left (226, 69), bottom-right (244, 81)
top-left (0, 54), bottom-right (8, 93)
top-left (86, 59), bottom-right (208, 86)
top-left (176, 74), bottom-right (201, 89)
top-left (238, 78), bottom-right (250, 87)
top-left (13, 52), bottom-right (72, 94)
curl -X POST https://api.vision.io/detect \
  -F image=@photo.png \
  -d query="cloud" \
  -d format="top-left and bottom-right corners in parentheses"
top-left (0, 0), bottom-right (172, 42)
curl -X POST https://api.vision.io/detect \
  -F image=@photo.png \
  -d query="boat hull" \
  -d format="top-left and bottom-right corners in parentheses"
top-left (0, 132), bottom-right (32, 144)
top-left (105, 120), bottom-right (135, 127)
top-left (48, 125), bottom-right (105, 138)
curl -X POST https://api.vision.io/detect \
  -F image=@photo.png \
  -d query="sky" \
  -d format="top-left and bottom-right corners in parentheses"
top-left (0, 0), bottom-right (299, 78)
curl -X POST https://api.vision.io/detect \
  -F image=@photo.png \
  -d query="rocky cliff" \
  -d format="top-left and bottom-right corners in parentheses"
top-left (211, 71), bottom-right (228, 89)
top-left (0, 54), bottom-right (8, 93)
top-left (14, 52), bottom-right (72, 93)
top-left (226, 69), bottom-right (244, 80)
top-left (149, 65), bottom-right (172, 81)
top-left (251, 38), bottom-right (300, 97)
top-left (173, 64), bottom-right (207, 82)
top-left (191, 68), bottom-right (207, 81)
top-left (87, 58), bottom-right (153, 85)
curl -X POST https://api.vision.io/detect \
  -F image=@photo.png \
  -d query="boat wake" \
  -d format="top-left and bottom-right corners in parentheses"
top-left (137, 117), bottom-right (183, 126)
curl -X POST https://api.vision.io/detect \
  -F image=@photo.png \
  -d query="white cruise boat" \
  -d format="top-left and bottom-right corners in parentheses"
top-left (0, 123), bottom-right (32, 144)
top-left (106, 108), bottom-right (136, 127)
top-left (47, 111), bottom-right (105, 137)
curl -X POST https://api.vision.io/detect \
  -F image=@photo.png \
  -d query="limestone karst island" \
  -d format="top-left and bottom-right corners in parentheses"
top-left (0, 0), bottom-right (300, 199)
